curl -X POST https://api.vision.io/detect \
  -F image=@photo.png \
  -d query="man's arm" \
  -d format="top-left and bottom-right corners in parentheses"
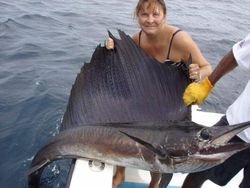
top-left (209, 50), bottom-right (238, 85)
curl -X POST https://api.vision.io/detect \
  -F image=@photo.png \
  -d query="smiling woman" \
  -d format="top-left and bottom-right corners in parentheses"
top-left (134, 0), bottom-right (166, 36)
top-left (106, 0), bottom-right (212, 82)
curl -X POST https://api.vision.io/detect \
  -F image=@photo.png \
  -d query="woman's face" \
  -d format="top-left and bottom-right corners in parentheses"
top-left (137, 2), bottom-right (165, 35)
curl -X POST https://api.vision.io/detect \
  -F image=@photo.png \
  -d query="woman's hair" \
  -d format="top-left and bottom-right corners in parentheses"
top-left (135, 0), bottom-right (167, 17)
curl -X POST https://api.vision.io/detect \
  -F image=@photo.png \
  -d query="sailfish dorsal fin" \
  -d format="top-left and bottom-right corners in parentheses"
top-left (61, 30), bottom-right (191, 130)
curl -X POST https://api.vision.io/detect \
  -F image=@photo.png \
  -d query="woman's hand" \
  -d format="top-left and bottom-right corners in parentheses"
top-left (105, 37), bottom-right (114, 50)
top-left (189, 63), bottom-right (201, 82)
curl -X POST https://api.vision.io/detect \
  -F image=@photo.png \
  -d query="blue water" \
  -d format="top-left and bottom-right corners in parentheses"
top-left (0, 0), bottom-right (250, 187)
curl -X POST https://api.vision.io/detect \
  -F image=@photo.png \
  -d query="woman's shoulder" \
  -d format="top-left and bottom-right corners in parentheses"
top-left (131, 31), bottom-right (140, 43)
top-left (163, 25), bottom-right (189, 45)
top-left (170, 28), bottom-right (194, 47)
top-left (166, 26), bottom-right (189, 39)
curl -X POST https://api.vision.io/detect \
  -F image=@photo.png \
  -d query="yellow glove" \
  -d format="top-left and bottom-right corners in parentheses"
top-left (183, 77), bottom-right (213, 105)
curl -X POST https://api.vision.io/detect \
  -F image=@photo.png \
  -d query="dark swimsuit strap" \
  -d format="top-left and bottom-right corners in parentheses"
top-left (138, 29), bottom-right (182, 59)
top-left (166, 29), bottom-right (182, 59)
top-left (138, 30), bottom-right (142, 47)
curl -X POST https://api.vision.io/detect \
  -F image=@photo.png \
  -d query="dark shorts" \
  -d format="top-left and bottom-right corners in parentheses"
top-left (198, 116), bottom-right (250, 188)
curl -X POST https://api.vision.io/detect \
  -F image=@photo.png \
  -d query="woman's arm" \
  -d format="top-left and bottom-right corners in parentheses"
top-left (174, 31), bottom-right (212, 81)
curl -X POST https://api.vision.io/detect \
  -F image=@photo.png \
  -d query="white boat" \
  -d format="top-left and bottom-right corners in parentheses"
top-left (67, 105), bottom-right (243, 188)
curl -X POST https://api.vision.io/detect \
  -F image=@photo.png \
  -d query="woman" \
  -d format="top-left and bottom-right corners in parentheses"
top-left (106, 0), bottom-right (212, 82)
top-left (106, 0), bottom-right (212, 187)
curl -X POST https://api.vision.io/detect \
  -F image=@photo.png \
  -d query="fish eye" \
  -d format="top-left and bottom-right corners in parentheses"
top-left (199, 128), bottom-right (211, 140)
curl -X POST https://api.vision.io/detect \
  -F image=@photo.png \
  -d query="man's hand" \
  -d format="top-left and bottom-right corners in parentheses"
top-left (183, 77), bottom-right (213, 105)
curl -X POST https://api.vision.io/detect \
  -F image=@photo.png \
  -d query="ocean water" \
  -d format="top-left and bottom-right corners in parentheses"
top-left (0, 0), bottom-right (250, 187)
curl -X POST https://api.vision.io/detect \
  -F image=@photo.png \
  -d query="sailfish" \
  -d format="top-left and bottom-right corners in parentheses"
top-left (28, 30), bottom-right (250, 188)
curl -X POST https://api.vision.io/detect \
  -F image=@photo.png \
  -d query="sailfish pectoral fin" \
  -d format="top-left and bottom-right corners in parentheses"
top-left (120, 131), bottom-right (168, 159)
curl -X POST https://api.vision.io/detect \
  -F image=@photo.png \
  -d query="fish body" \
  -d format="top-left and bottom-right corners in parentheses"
top-left (29, 120), bottom-right (250, 183)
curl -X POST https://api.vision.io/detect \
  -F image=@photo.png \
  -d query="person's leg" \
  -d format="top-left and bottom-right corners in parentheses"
top-left (240, 164), bottom-right (250, 188)
top-left (149, 172), bottom-right (161, 188)
top-left (112, 166), bottom-right (125, 188)
top-left (159, 173), bottom-right (173, 188)
top-left (182, 171), bottom-right (207, 188)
